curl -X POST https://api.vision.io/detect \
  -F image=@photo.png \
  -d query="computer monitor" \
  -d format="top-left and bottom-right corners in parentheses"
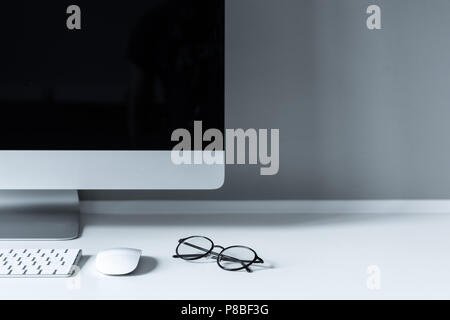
top-left (0, 0), bottom-right (225, 239)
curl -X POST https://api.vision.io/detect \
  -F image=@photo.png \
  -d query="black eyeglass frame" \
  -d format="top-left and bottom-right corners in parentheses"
top-left (173, 235), bottom-right (264, 272)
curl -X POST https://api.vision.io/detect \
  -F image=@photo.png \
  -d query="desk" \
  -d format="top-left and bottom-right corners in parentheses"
top-left (0, 211), bottom-right (449, 299)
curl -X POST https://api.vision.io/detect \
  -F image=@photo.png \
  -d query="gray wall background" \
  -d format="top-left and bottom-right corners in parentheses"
top-left (82, 0), bottom-right (450, 201)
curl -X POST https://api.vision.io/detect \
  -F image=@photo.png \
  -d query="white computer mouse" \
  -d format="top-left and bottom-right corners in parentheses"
top-left (95, 248), bottom-right (142, 276)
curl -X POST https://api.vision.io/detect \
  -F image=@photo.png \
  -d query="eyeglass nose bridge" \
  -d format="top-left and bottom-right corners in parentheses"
top-left (205, 245), bottom-right (224, 259)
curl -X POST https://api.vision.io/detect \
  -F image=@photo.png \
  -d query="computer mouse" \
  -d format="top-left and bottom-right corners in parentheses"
top-left (95, 248), bottom-right (142, 276)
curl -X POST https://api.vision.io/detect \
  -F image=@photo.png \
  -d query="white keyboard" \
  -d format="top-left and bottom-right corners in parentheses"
top-left (0, 249), bottom-right (82, 278)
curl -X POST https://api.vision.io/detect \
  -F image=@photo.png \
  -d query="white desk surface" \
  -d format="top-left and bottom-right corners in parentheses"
top-left (1, 211), bottom-right (450, 300)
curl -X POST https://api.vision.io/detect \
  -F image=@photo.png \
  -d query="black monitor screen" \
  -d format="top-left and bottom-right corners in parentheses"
top-left (0, 0), bottom-right (224, 150)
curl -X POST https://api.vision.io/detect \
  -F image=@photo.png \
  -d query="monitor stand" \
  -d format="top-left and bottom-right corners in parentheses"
top-left (0, 190), bottom-right (80, 240)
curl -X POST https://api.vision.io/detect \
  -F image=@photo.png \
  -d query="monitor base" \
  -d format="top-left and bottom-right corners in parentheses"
top-left (0, 190), bottom-right (80, 240)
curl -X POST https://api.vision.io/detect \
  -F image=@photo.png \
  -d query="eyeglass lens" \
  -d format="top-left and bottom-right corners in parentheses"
top-left (176, 236), bottom-right (214, 260)
top-left (217, 246), bottom-right (257, 270)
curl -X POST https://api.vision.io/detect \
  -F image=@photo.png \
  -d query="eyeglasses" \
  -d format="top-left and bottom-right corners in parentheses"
top-left (173, 236), bottom-right (264, 272)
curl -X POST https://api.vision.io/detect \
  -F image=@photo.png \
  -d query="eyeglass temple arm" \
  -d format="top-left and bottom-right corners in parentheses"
top-left (173, 252), bottom-right (253, 262)
top-left (174, 242), bottom-right (263, 272)
top-left (176, 241), bottom-right (264, 264)
top-left (173, 254), bottom-right (205, 258)
top-left (173, 253), bottom-right (253, 273)
top-left (175, 242), bottom-right (257, 263)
